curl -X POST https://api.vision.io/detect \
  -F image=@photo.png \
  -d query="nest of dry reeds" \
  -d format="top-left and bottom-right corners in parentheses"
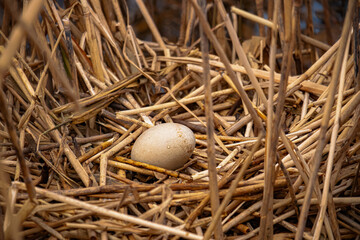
top-left (0, 0), bottom-right (359, 239)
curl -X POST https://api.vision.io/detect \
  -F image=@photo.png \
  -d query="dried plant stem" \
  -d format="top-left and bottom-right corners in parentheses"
top-left (215, 0), bottom-right (267, 106)
top-left (30, 216), bottom-right (65, 240)
top-left (295, 1), bottom-right (356, 239)
top-left (313, 29), bottom-right (352, 239)
top-left (288, 39), bottom-right (339, 91)
top-left (0, 1), bottom-right (357, 239)
top-left (238, 210), bottom-right (314, 240)
top-left (0, 0), bottom-right (45, 203)
top-left (322, 0), bottom-right (333, 44)
top-left (231, 6), bottom-right (273, 28)
top-left (266, 0), bottom-right (280, 158)
top-left (113, 157), bottom-right (191, 180)
top-left (199, 0), bottom-right (222, 239)
top-left (190, 0), bottom-right (264, 133)
top-left (262, 0), bottom-right (280, 236)
top-left (203, 132), bottom-right (264, 240)
top-left (300, 34), bottom-right (330, 51)
top-left (81, 0), bottom-right (105, 83)
top-left (184, 57), bottom-right (326, 96)
top-left (260, 0), bottom-right (294, 237)
top-left (15, 182), bottom-right (202, 240)
top-left (36, 106), bottom-right (90, 187)
top-left (231, 6), bottom-right (330, 51)
top-left (117, 88), bottom-right (234, 116)
top-left (135, 0), bottom-right (166, 52)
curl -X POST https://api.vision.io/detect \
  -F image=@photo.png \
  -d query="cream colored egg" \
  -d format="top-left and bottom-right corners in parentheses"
top-left (131, 123), bottom-right (196, 170)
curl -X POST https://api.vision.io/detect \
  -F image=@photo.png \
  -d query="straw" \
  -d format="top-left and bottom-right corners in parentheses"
top-left (1, 1), bottom-right (359, 239)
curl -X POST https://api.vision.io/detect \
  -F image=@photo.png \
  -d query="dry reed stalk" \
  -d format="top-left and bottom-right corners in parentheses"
top-left (113, 156), bottom-right (192, 180)
top-left (81, 0), bottom-right (105, 83)
top-left (260, 0), bottom-right (294, 237)
top-left (116, 88), bottom-right (234, 115)
top-left (199, 0), bottom-right (222, 238)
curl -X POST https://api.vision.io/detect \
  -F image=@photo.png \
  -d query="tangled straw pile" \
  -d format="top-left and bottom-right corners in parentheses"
top-left (0, 0), bottom-right (359, 239)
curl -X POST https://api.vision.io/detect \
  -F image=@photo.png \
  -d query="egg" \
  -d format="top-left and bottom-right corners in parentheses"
top-left (131, 123), bottom-right (196, 170)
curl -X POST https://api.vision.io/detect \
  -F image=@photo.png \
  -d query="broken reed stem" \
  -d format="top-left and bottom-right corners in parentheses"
top-left (295, 1), bottom-right (356, 239)
top-left (116, 88), bottom-right (234, 116)
top-left (113, 156), bottom-right (192, 180)
top-left (198, 0), bottom-right (222, 239)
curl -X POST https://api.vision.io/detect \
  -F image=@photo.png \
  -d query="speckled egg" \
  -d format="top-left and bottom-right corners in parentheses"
top-left (131, 123), bottom-right (196, 170)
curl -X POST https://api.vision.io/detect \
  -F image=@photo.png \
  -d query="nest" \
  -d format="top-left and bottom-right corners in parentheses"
top-left (0, 0), bottom-right (359, 239)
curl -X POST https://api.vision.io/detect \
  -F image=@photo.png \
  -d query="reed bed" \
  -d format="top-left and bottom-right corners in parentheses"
top-left (0, 0), bottom-right (359, 239)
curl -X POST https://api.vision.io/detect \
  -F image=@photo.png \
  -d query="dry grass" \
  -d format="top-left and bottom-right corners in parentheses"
top-left (0, 0), bottom-right (359, 239)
